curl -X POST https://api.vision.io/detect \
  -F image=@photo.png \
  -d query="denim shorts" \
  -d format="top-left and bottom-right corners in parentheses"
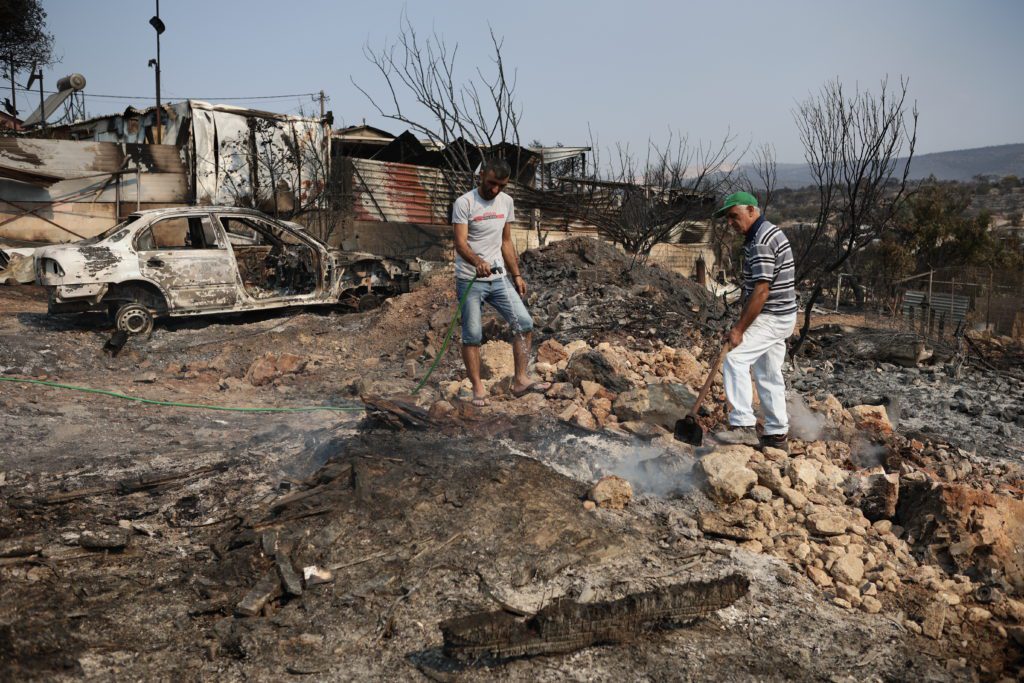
top-left (456, 277), bottom-right (534, 346)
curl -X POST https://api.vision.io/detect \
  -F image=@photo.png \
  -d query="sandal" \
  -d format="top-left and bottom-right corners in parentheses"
top-left (511, 381), bottom-right (552, 398)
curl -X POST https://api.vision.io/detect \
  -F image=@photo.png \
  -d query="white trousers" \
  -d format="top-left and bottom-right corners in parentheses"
top-left (723, 312), bottom-right (796, 435)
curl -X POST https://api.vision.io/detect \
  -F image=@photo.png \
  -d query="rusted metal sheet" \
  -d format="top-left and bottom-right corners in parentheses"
top-left (346, 158), bottom-right (454, 225)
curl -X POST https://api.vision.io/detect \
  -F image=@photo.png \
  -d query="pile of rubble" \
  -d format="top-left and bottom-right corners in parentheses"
top-left (414, 317), bottom-right (1024, 673)
top-left (521, 237), bottom-right (722, 348)
top-left (3, 234), bottom-right (1024, 678)
top-left (793, 327), bottom-right (1024, 458)
top-left (690, 430), bottom-right (1023, 640)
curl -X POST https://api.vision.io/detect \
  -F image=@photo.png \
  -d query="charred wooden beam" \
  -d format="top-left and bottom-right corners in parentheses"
top-left (440, 573), bottom-right (749, 660)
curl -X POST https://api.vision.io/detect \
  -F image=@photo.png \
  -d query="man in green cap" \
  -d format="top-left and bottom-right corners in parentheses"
top-left (713, 191), bottom-right (797, 451)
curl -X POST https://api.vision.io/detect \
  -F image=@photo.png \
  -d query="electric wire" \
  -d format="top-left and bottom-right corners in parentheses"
top-left (8, 86), bottom-right (320, 102)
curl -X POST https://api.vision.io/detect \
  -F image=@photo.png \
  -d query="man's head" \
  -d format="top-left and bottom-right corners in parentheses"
top-left (478, 158), bottom-right (511, 200)
top-left (714, 191), bottom-right (761, 236)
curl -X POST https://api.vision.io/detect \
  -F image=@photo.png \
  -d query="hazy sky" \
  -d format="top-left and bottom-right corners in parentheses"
top-left (16, 0), bottom-right (1024, 162)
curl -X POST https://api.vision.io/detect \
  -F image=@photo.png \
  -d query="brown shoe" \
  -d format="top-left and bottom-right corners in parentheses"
top-left (713, 426), bottom-right (760, 448)
top-left (759, 433), bottom-right (789, 453)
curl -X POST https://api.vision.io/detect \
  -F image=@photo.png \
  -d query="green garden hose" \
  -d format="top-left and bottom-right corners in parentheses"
top-left (412, 275), bottom-right (477, 395)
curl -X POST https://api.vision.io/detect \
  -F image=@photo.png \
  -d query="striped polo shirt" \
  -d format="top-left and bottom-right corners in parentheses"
top-left (741, 217), bottom-right (798, 316)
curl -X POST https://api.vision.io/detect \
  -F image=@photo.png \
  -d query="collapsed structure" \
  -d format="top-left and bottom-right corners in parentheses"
top-left (0, 103), bottom-right (719, 286)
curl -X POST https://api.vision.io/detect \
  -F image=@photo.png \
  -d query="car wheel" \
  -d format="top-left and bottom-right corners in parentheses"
top-left (357, 293), bottom-right (382, 311)
top-left (115, 303), bottom-right (154, 336)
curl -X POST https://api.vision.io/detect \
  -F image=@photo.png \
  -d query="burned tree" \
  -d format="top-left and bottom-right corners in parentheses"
top-left (565, 132), bottom-right (739, 268)
top-left (790, 77), bottom-right (918, 355)
top-left (1, 0), bottom-right (56, 119)
top-left (354, 13), bottom-right (524, 194)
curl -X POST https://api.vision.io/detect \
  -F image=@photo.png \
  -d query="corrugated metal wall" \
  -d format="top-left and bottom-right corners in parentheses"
top-left (345, 157), bottom-right (454, 224)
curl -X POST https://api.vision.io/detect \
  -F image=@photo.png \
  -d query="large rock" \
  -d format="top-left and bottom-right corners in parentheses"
top-left (831, 554), bottom-right (865, 585)
top-left (849, 404), bottom-right (893, 434)
top-left (587, 476), bottom-right (632, 510)
top-left (897, 479), bottom-right (1024, 595)
top-left (564, 350), bottom-right (632, 393)
top-left (612, 383), bottom-right (698, 430)
top-left (786, 458), bottom-right (820, 492)
top-left (860, 473), bottom-right (899, 521)
top-left (246, 352), bottom-right (307, 386)
top-left (559, 405), bottom-right (598, 432)
top-left (479, 341), bottom-right (514, 380)
top-left (698, 446), bottom-right (758, 503)
top-left (749, 462), bottom-right (785, 494)
top-left (536, 339), bottom-right (568, 366)
top-left (806, 512), bottom-right (847, 536)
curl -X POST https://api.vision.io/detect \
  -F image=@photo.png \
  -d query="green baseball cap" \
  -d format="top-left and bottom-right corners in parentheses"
top-left (713, 191), bottom-right (759, 217)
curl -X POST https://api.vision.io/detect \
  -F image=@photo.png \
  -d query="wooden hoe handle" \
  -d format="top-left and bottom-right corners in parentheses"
top-left (688, 343), bottom-right (732, 419)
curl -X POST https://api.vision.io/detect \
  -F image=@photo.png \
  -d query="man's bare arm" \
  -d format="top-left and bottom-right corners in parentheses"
top-left (454, 222), bottom-right (491, 278)
top-left (501, 222), bottom-right (526, 296)
top-left (728, 281), bottom-right (770, 347)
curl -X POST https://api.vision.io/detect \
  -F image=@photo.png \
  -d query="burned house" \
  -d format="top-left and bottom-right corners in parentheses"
top-left (0, 100), bottom-right (328, 244)
top-left (2, 108), bottom-right (717, 285)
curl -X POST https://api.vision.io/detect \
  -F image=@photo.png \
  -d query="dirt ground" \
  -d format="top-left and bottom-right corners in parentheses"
top-left (1, 238), bottom-right (1022, 681)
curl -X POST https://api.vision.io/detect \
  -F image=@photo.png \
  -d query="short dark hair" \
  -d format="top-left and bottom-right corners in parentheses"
top-left (480, 157), bottom-right (511, 180)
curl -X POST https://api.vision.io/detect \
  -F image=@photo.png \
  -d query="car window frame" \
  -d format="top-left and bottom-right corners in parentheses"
top-left (134, 214), bottom-right (224, 252)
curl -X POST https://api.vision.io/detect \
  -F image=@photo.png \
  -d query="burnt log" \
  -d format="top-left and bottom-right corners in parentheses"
top-left (440, 573), bottom-right (749, 660)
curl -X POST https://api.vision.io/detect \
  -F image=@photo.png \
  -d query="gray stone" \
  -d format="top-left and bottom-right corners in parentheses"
top-left (79, 528), bottom-right (131, 551)
top-left (698, 446), bottom-right (758, 503)
top-left (613, 383), bottom-right (698, 430)
top-left (806, 512), bottom-right (846, 536)
top-left (747, 485), bottom-right (773, 503)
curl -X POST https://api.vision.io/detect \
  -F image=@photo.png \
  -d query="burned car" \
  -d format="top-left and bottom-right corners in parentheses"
top-left (35, 207), bottom-right (417, 334)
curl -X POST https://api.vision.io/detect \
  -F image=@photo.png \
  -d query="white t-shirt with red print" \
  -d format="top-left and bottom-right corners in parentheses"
top-left (452, 188), bottom-right (515, 282)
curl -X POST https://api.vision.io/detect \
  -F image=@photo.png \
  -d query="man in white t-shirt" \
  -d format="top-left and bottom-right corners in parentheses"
top-left (452, 158), bottom-right (550, 407)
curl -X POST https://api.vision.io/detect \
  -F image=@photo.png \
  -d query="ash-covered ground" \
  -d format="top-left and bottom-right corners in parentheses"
top-left (1, 237), bottom-right (1022, 681)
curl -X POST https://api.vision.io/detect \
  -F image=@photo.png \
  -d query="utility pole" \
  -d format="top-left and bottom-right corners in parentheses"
top-left (9, 62), bottom-right (16, 119)
top-left (319, 90), bottom-right (325, 120)
top-left (149, 1), bottom-right (165, 143)
top-left (37, 71), bottom-right (43, 130)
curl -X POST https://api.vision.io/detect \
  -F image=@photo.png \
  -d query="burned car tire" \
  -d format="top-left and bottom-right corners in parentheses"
top-left (114, 303), bottom-right (154, 336)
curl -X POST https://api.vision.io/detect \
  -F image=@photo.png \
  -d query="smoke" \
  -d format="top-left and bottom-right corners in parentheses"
top-left (787, 394), bottom-right (826, 441)
top-left (605, 446), bottom-right (698, 497)
top-left (503, 430), bottom-right (698, 498)
top-left (850, 435), bottom-right (889, 469)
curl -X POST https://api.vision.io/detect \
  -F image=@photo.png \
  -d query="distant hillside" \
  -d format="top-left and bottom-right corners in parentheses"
top-left (768, 143), bottom-right (1024, 189)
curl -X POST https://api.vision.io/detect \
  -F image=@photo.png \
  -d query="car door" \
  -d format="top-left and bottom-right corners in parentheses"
top-left (136, 213), bottom-right (238, 311)
top-left (218, 214), bottom-right (327, 304)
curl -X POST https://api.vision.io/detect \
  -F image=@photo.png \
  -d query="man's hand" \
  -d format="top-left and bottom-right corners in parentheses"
top-left (727, 326), bottom-right (744, 348)
top-left (475, 261), bottom-right (492, 278)
top-left (514, 275), bottom-right (527, 297)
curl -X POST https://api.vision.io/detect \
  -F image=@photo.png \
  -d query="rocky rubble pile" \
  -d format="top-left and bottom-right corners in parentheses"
top-left (441, 336), bottom-right (718, 438)
top-left (794, 327), bottom-right (1024, 459)
top-left (682, 405), bottom-right (1024, 660)
top-left (520, 237), bottom-right (722, 348)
